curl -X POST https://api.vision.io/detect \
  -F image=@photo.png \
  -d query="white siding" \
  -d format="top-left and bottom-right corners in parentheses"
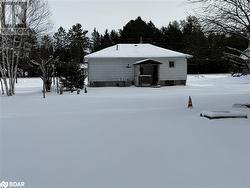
top-left (88, 57), bottom-right (187, 82)
top-left (156, 57), bottom-right (187, 80)
top-left (88, 58), bottom-right (141, 82)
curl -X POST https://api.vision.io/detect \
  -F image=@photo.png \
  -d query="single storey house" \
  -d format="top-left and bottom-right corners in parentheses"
top-left (84, 44), bottom-right (192, 87)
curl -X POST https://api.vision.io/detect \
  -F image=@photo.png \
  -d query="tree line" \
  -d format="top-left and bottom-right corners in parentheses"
top-left (22, 16), bottom-right (247, 82)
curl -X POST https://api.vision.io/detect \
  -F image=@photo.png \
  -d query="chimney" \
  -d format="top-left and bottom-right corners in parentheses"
top-left (116, 44), bottom-right (119, 51)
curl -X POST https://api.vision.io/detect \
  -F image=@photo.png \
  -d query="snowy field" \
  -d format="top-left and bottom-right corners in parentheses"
top-left (0, 74), bottom-right (250, 188)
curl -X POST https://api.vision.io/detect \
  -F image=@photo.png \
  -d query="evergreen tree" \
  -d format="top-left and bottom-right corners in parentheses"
top-left (146, 21), bottom-right (161, 45)
top-left (120, 16), bottom-right (160, 43)
top-left (181, 16), bottom-right (209, 73)
top-left (40, 35), bottom-right (54, 58)
top-left (90, 28), bottom-right (102, 52)
top-left (55, 24), bottom-right (89, 91)
top-left (161, 21), bottom-right (183, 51)
top-left (53, 27), bottom-right (71, 63)
top-left (110, 30), bottom-right (120, 45)
top-left (68, 23), bottom-right (89, 64)
top-left (100, 29), bottom-right (112, 48)
top-left (54, 27), bottom-right (69, 50)
top-left (59, 62), bottom-right (85, 91)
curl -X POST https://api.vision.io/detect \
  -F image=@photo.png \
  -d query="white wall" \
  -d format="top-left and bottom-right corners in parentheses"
top-left (88, 58), bottom-right (139, 82)
top-left (87, 57), bottom-right (187, 82)
top-left (156, 57), bottom-right (187, 81)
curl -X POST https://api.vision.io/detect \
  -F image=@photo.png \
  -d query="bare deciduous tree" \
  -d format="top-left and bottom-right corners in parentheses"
top-left (0, 0), bottom-right (51, 96)
top-left (189, 0), bottom-right (250, 72)
top-left (26, 0), bottom-right (51, 35)
top-left (30, 56), bottom-right (56, 98)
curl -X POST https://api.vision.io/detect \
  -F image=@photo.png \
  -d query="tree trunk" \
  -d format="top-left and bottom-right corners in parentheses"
top-left (9, 36), bottom-right (16, 96)
top-left (0, 78), bottom-right (4, 95)
top-left (1, 36), bottom-right (11, 96)
top-left (45, 78), bottom-right (52, 92)
top-left (6, 47), bottom-right (12, 96)
top-left (56, 76), bottom-right (59, 94)
top-left (0, 67), bottom-right (8, 96)
top-left (43, 79), bottom-right (46, 99)
top-left (3, 77), bottom-right (9, 96)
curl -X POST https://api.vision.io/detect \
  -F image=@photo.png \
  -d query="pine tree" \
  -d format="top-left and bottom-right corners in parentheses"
top-left (54, 27), bottom-right (69, 50)
top-left (181, 16), bottom-right (209, 73)
top-left (161, 21), bottom-right (183, 51)
top-left (90, 28), bottom-right (102, 52)
top-left (68, 23), bottom-right (89, 64)
top-left (59, 62), bottom-right (85, 91)
top-left (110, 30), bottom-right (120, 45)
top-left (57, 24), bottom-right (89, 91)
top-left (120, 17), bottom-right (160, 44)
top-left (53, 26), bottom-right (71, 64)
top-left (101, 29), bottom-right (112, 48)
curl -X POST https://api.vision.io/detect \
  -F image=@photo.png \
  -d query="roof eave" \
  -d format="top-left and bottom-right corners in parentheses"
top-left (85, 55), bottom-right (191, 59)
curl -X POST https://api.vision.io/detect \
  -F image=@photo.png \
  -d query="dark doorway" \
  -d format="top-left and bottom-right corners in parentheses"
top-left (152, 65), bottom-right (159, 85)
top-left (140, 67), bottom-right (144, 75)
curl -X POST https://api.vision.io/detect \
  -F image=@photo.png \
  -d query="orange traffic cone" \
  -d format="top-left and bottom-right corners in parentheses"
top-left (188, 96), bottom-right (193, 109)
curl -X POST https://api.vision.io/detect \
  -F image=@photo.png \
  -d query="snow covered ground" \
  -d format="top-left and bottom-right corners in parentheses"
top-left (0, 74), bottom-right (250, 188)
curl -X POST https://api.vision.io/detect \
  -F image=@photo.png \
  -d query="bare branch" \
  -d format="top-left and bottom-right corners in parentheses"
top-left (189, 0), bottom-right (250, 41)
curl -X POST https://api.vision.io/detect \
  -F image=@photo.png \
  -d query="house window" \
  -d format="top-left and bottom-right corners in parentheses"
top-left (169, 61), bottom-right (175, 68)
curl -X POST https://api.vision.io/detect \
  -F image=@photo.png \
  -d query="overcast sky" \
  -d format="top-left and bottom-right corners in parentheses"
top-left (49, 0), bottom-right (192, 34)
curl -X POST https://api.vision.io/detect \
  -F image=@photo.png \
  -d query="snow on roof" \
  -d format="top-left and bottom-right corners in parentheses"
top-left (85, 44), bottom-right (192, 59)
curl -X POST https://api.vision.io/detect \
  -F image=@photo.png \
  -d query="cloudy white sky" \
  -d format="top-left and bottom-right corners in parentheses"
top-left (49, 0), bottom-right (192, 34)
